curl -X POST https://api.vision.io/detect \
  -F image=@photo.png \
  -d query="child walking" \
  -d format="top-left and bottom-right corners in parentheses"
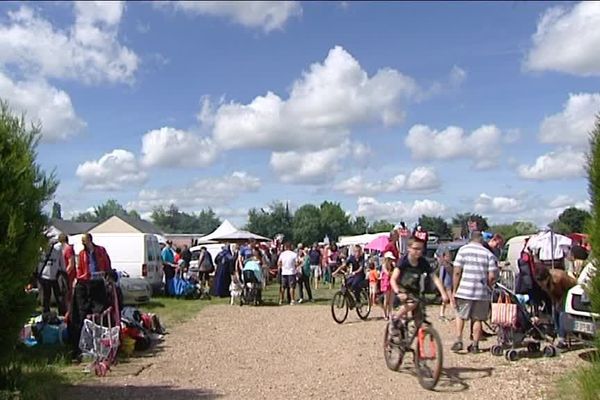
top-left (368, 260), bottom-right (379, 307)
top-left (437, 247), bottom-right (454, 321)
top-left (380, 251), bottom-right (395, 320)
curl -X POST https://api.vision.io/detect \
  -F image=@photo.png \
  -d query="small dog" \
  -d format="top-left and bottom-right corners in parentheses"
top-left (229, 277), bottom-right (243, 305)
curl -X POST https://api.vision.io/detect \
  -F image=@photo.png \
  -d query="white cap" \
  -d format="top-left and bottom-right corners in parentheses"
top-left (383, 251), bottom-right (396, 260)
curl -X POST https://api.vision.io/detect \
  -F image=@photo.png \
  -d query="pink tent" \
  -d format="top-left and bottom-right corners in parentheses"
top-left (365, 235), bottom-right (389, 252)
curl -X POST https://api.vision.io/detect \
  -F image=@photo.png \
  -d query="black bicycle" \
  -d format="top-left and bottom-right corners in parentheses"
top-left (330, 273), bottom-right (371, 324)
top-left (383, 293), bottom-right (443, 391)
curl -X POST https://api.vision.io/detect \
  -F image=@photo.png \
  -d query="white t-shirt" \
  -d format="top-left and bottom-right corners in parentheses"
top-left (278, 250), bottom-right (298, 276)
top-left (38, 242), bottom-right (66, 280)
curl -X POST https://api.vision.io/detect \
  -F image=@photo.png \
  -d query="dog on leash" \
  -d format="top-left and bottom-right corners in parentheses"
top-left (229, 276), bottom-right (243, 305)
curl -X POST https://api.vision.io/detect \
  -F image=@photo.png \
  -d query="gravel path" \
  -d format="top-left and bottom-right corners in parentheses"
top-left (65, 304), bottom-right (590, 400)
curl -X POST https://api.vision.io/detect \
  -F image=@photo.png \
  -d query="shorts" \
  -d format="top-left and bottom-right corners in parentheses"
top-left (455, 298), bottom-right (490, 321)
top-left (281, 274), bottom-right (297, 289)
top-left (310, 265), bottom-right (320, 277)
top-left (369, 283), bottom-right (378, 295)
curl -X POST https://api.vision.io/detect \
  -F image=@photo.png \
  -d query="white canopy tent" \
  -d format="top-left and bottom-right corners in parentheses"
top-left (195, 220), bottom-right (239, 244)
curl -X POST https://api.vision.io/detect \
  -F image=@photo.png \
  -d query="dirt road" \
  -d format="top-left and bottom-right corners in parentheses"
top-left (65, 304), bottom-right (588, 399)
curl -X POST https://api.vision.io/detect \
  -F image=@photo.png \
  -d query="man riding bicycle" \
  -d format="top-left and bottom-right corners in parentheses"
top-left (390, 238), bottom-right (451, 323)
top-left (333, 244), bottom-right (366, 304)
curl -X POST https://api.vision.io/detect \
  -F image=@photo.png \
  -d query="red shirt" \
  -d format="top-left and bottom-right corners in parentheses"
top-left (77, 245), bottom-right (111, 281)
top-left (63, 244), bottom-right (76, 283)
top-left (383, 240), bottom-right (399, 260)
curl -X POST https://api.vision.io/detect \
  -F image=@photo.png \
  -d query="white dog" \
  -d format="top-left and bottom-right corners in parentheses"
top-left (229, 276), bottom-right (243, 305)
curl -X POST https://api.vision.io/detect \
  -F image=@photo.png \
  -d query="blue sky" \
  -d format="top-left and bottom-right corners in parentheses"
top-left (1, 1), bottom-right (598, 227)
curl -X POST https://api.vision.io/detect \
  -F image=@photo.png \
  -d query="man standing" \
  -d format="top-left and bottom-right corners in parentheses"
top-left (161, 240), bottom-right (176, 295)
top-left (451, 231), bottom-right (498, 353)
top-left (278, 242), bottom-right (298, 305)
top-left (483, 233), bottom-right (505, 259)
top-left (38, 238), bottom-right (67, 315)
top-left (180, 244), bottom-right (192, 271)
top-left (308, 243), bottom-right (321, 289)
top-left (58, 233), bottom-right (76, 311)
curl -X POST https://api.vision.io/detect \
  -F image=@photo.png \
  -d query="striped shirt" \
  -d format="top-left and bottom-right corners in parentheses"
top-left (453, 242), bottom-right (497, 301)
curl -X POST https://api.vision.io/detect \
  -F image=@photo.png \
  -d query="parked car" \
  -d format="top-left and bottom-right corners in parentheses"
top-left (118, 271), bottom-right (152, 305)
top-left (562, 263), bottom-right (599, 341)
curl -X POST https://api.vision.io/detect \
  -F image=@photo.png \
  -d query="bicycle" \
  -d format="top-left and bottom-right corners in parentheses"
top-left (383, 293), bottom-right (443, 391)
top-left (330, 272), bottom-right (371, 324)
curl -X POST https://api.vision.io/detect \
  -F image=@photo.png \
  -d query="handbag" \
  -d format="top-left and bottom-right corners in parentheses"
top-left (491, 293), bottom-right (517, 327)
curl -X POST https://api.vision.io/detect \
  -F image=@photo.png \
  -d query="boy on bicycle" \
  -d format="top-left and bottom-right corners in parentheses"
top-left (390, 237), bottom-right (451, 324)
top-left (332, 244), bottom-right (366, 304)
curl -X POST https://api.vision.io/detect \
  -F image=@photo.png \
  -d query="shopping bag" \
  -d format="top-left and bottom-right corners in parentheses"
top-left (491, 293), bottom-right (517, 327)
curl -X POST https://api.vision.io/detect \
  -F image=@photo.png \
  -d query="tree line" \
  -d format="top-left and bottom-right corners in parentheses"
top-left (55, 199), bottom-right (591, 245)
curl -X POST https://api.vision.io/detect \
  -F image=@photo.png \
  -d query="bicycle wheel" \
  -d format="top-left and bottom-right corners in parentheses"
top-left (414, 325), bottom-right (443, 391)
top-left (356, 287), bottom-right (371, 320)
top-left (331, 291), bottom-right (348, 324)
top-left (383, 322), bottom-right (403, 371)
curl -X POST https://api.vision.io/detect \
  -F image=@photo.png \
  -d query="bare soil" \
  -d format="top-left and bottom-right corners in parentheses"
top-left (64, 304), bottom-right (590, 400)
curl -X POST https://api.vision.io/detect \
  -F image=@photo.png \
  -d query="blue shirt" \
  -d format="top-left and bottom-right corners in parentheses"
top-left (161, 247), bottom-right (174, 264)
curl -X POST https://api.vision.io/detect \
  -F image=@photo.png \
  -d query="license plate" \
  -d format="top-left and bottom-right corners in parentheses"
top-left (573, 320), bottom-right (596, 335)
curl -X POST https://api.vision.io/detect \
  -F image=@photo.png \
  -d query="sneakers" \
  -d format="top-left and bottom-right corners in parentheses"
top-left (290, 300), bottom-right (296, 305)
top-left (451, 341), bottom-right (463, 352)
top-left (298, 298), bottom-right (304, 304)
top-left (278, 300), bottom-right (283, 305)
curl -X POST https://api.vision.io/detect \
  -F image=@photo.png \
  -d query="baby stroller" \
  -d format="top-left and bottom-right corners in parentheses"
top-left (241, 270), bottom-right (262, 306)
top-left (489, 282), bottom-right (557, 361)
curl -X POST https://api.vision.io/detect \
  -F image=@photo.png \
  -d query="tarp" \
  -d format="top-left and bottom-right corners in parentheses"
top-left (337, 232), bottom-right (389, 247)
top-left (364, 235), bottom-right (389, 252)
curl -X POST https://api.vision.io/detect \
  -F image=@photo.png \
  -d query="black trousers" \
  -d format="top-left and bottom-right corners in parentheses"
top-left (39, 278), bottom-right (66, 315)
top-left (164, 264), bottom-right (176, 296)
top-left (298, 273), bottom-right (313, 301)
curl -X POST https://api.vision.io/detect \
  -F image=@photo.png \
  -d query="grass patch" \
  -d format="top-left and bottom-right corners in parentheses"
top-left (556, 356), bottom-right (600, 400)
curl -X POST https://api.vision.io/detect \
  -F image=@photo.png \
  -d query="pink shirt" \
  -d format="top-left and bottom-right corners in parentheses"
top-left (380, 269), bottom-right (391, 292)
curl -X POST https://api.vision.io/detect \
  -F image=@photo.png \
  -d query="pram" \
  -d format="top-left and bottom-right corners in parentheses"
top-left (78, 279), bottom-right (121, 376)
top-left (489, 282), bottom-right (557, 361)
top-left (241, 269), bottom-right (262, 306)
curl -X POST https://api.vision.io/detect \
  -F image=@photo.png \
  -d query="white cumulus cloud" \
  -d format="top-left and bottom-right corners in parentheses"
top-left (517, 148), bottom-right (586, 180)
top-left (127, 171), bottom-right (261, 211)
top-left (0, 3), bottom-right (138, 84)
top-left (356, 197), bottom-right (448, 222)
top-left (474, 193), bottom-right (526, 214)
top-left (0, 72), bottom-right (85, 141)
top-left (76, 149), bottom-right (147, 190)
top-left (524, 2), bottom-right (600, 76)
top-left (206, 46), bottom-right (419, 151)
top-left (141, 127), bottom-right (218, 168)
top-left (162, 1), bottom-right (302, 32)
top-left (334, 166), bottom-right (440, 196)
top-left (405, 124), bottom-right (503, 169)
top-left (269, 140), bottom-right (370, 184)
top-left (539, 93), bottom-right (600, 148)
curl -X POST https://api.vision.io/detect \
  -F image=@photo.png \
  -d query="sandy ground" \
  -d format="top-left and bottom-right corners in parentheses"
top-left (64, 304), bottom-right (591, 400)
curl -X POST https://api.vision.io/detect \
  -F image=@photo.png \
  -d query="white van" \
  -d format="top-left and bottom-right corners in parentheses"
top-left (70, 232), bottom-right (164, 293)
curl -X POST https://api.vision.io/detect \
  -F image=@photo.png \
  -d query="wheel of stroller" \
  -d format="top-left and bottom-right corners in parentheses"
top-left (504, 349), bottom-right (518, 361)
top-left (527, 342), bottom-right (541, 353)
top-left (543, 345), bottom-right (557, 358)
top-left (490, 345), bottom-right (503, 356)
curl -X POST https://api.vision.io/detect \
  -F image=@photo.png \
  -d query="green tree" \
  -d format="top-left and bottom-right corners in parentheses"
top-left (586, 115), bottom-right (600, 316)
top-left (369, 219), bottom-right (394, 233)
top-left (349, 216), bottom-right (369, 235)
top-left (549, 207), bottom-right (591, 234)
top-left (489, 221), bottom-right (538, 240)
top-left (196, 208), bottom-right (221, 234)
top-left (319, 201), bottom-right (351, 242)
top-left (418, 215), bottom-right (451, 238)
top-left (452, 213), bottom-right (489, 238)
top-left (0, 102), bottom-right (57, 370)
top-left (94, 199), bottom-right (129, 221)
top-left (51, 201), bottom-right (62, 219)
top-left (292, 204), bottom-right (322, 245)
top-left (246, 202), bottom-right (293, 242)
top-left (73, 211), bottom-right (97, 223)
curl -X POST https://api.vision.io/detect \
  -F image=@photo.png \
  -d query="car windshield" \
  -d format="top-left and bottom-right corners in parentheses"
top-left (191, 250), bottom-right (201, 260)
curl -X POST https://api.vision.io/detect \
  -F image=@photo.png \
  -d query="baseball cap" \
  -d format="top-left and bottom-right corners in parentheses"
top-left (383, 251), bottom-right (396, 260)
